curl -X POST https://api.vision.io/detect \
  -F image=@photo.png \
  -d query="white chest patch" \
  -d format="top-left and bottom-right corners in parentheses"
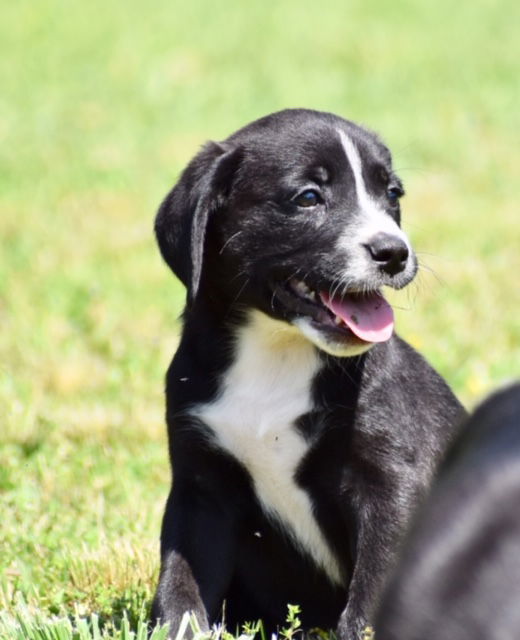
top-left (193, 311), bottom-right (343, 585)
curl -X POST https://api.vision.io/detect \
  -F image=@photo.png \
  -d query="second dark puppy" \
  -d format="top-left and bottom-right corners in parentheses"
top-left (152, 109), bottom-right (464, 639)
top-left (375, 382), bottom-right (520, 640)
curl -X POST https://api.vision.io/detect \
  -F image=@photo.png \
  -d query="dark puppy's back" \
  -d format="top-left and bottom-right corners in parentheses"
top-left (375, 382), bottom-right (520, 640)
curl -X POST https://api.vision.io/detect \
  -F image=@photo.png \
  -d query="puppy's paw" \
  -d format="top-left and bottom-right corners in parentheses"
top-left (336, 613), bottom-right (372, 640)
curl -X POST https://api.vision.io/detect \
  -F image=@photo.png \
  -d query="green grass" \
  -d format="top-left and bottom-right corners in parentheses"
top-left (1, 0), bottom-right (519, 637)
top-left (0, 606), bottom-right (170, 640)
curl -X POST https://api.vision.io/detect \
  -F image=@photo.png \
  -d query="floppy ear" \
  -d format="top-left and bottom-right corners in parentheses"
top-left (155, 141), bottom-right (242, 305)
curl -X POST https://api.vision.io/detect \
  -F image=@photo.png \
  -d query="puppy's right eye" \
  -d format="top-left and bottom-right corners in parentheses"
top-left (293, 189), bottom-right (321, 208)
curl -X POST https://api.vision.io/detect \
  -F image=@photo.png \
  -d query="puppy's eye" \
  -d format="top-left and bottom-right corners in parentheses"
top-left (387, 186), bottom-right (403, 204)
top-left (293, 189), bottom-right (321, 208)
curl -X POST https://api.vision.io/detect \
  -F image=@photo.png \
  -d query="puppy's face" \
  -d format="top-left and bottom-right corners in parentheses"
top-left (156, 109), bottom-right (418, 357)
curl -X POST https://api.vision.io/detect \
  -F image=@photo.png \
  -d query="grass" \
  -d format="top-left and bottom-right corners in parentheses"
top-left (0, 606), bottom-right (170, 640)
top-left (1, 0), bottom-right (519, 637)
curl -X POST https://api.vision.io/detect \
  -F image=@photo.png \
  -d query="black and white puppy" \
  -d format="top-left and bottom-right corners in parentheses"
top-left (374, 382), bottom-right (520, 640)
top-left (152, 109), bottom-right (464, 639)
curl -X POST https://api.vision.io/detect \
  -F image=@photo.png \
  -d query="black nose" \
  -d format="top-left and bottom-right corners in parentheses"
top-left (365, 232), bottom-right (409, 276)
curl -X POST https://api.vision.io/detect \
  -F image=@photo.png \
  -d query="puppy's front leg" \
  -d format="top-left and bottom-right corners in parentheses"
top-left (151, 484), bottom-right (238, 637)
top-left (153, 548), bottom-right (209, 634)
top-left (336, 505), bottom-right (402, 640)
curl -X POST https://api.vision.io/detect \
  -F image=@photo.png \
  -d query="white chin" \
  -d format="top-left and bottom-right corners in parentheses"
top-left (293, 317), bottom-right (376, 358)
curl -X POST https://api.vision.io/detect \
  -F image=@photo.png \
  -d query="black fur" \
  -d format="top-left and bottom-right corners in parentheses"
top-left (152, 109), bottom-right (464, 639)
top-left (375, 382), bottom-right (520, 640)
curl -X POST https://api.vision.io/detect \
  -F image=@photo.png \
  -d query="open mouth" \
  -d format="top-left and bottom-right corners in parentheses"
top-left (277, 278), bottom-right (395, 345)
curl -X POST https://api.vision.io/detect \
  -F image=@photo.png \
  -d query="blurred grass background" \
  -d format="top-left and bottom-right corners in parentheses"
top-left (1, 0), bottom-right (519, 630)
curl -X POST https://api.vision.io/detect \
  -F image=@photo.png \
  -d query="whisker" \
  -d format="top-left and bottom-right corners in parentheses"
top-left (330, 277), bottom-right (345, 301)
top-left (219, 231), bottom-right (243, 255)
top-left (415, 250), bottom-right (441, 258)
top-left (340, 276), bottom-right (354, 300)
top-left (270, 288), bottom-right (277, 311)
top-left (417, 261), bottom-right (446, 287)
top-left (391, 302), bottom-right (415, 312)
top-left (230, 278), bottom-right (250, 306)
top-left (282, 268), bottom-right (303, 287)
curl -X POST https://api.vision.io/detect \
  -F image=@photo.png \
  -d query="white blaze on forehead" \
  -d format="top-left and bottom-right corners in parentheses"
top-left (337, 128), bottom-right (411, 248)
top-left (338, 129), bottom-right (375, 214)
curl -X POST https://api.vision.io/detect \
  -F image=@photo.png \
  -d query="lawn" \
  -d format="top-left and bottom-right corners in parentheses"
top-left (1, 1), bottom-right (519, 638)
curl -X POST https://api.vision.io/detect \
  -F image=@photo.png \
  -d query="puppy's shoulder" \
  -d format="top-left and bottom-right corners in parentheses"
top-left (360, 335), bottom-right (466, 438)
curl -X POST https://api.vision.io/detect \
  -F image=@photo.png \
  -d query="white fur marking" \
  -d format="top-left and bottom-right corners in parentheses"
top-left (339, 129), bottom-right (376, 215)
top-left (194, 312), bottom-right (343, 585)
top-left (337, 128), bottom-right (411, 250)
top-left (294, 317), bottom-right (372, 358)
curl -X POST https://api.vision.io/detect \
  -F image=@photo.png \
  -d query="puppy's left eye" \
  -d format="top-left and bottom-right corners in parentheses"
top-left (293, 189), bottom-right (321, 208)
top-left (387, 186), bottom-right (403, 204)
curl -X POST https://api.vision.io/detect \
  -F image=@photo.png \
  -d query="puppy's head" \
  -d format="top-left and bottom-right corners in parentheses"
top-left (156, 109), bottom-right (417, 357)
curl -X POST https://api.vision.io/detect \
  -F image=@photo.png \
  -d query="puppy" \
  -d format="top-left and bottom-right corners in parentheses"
top-left (151, 109), bottom-right (464, 639)
top-left (375, 382), bottom-right (520, 640)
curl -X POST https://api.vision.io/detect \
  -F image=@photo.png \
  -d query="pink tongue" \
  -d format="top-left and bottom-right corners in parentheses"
top-left (320, 291), bottom-right (394, 343)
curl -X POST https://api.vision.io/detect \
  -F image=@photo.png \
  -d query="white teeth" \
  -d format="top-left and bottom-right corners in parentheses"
top-left (334, 316), bottom-right (343, 326)
top-left (294, 280), bottom-right (310, 295)
top-left (292, 279), bottom-right (317, 302)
